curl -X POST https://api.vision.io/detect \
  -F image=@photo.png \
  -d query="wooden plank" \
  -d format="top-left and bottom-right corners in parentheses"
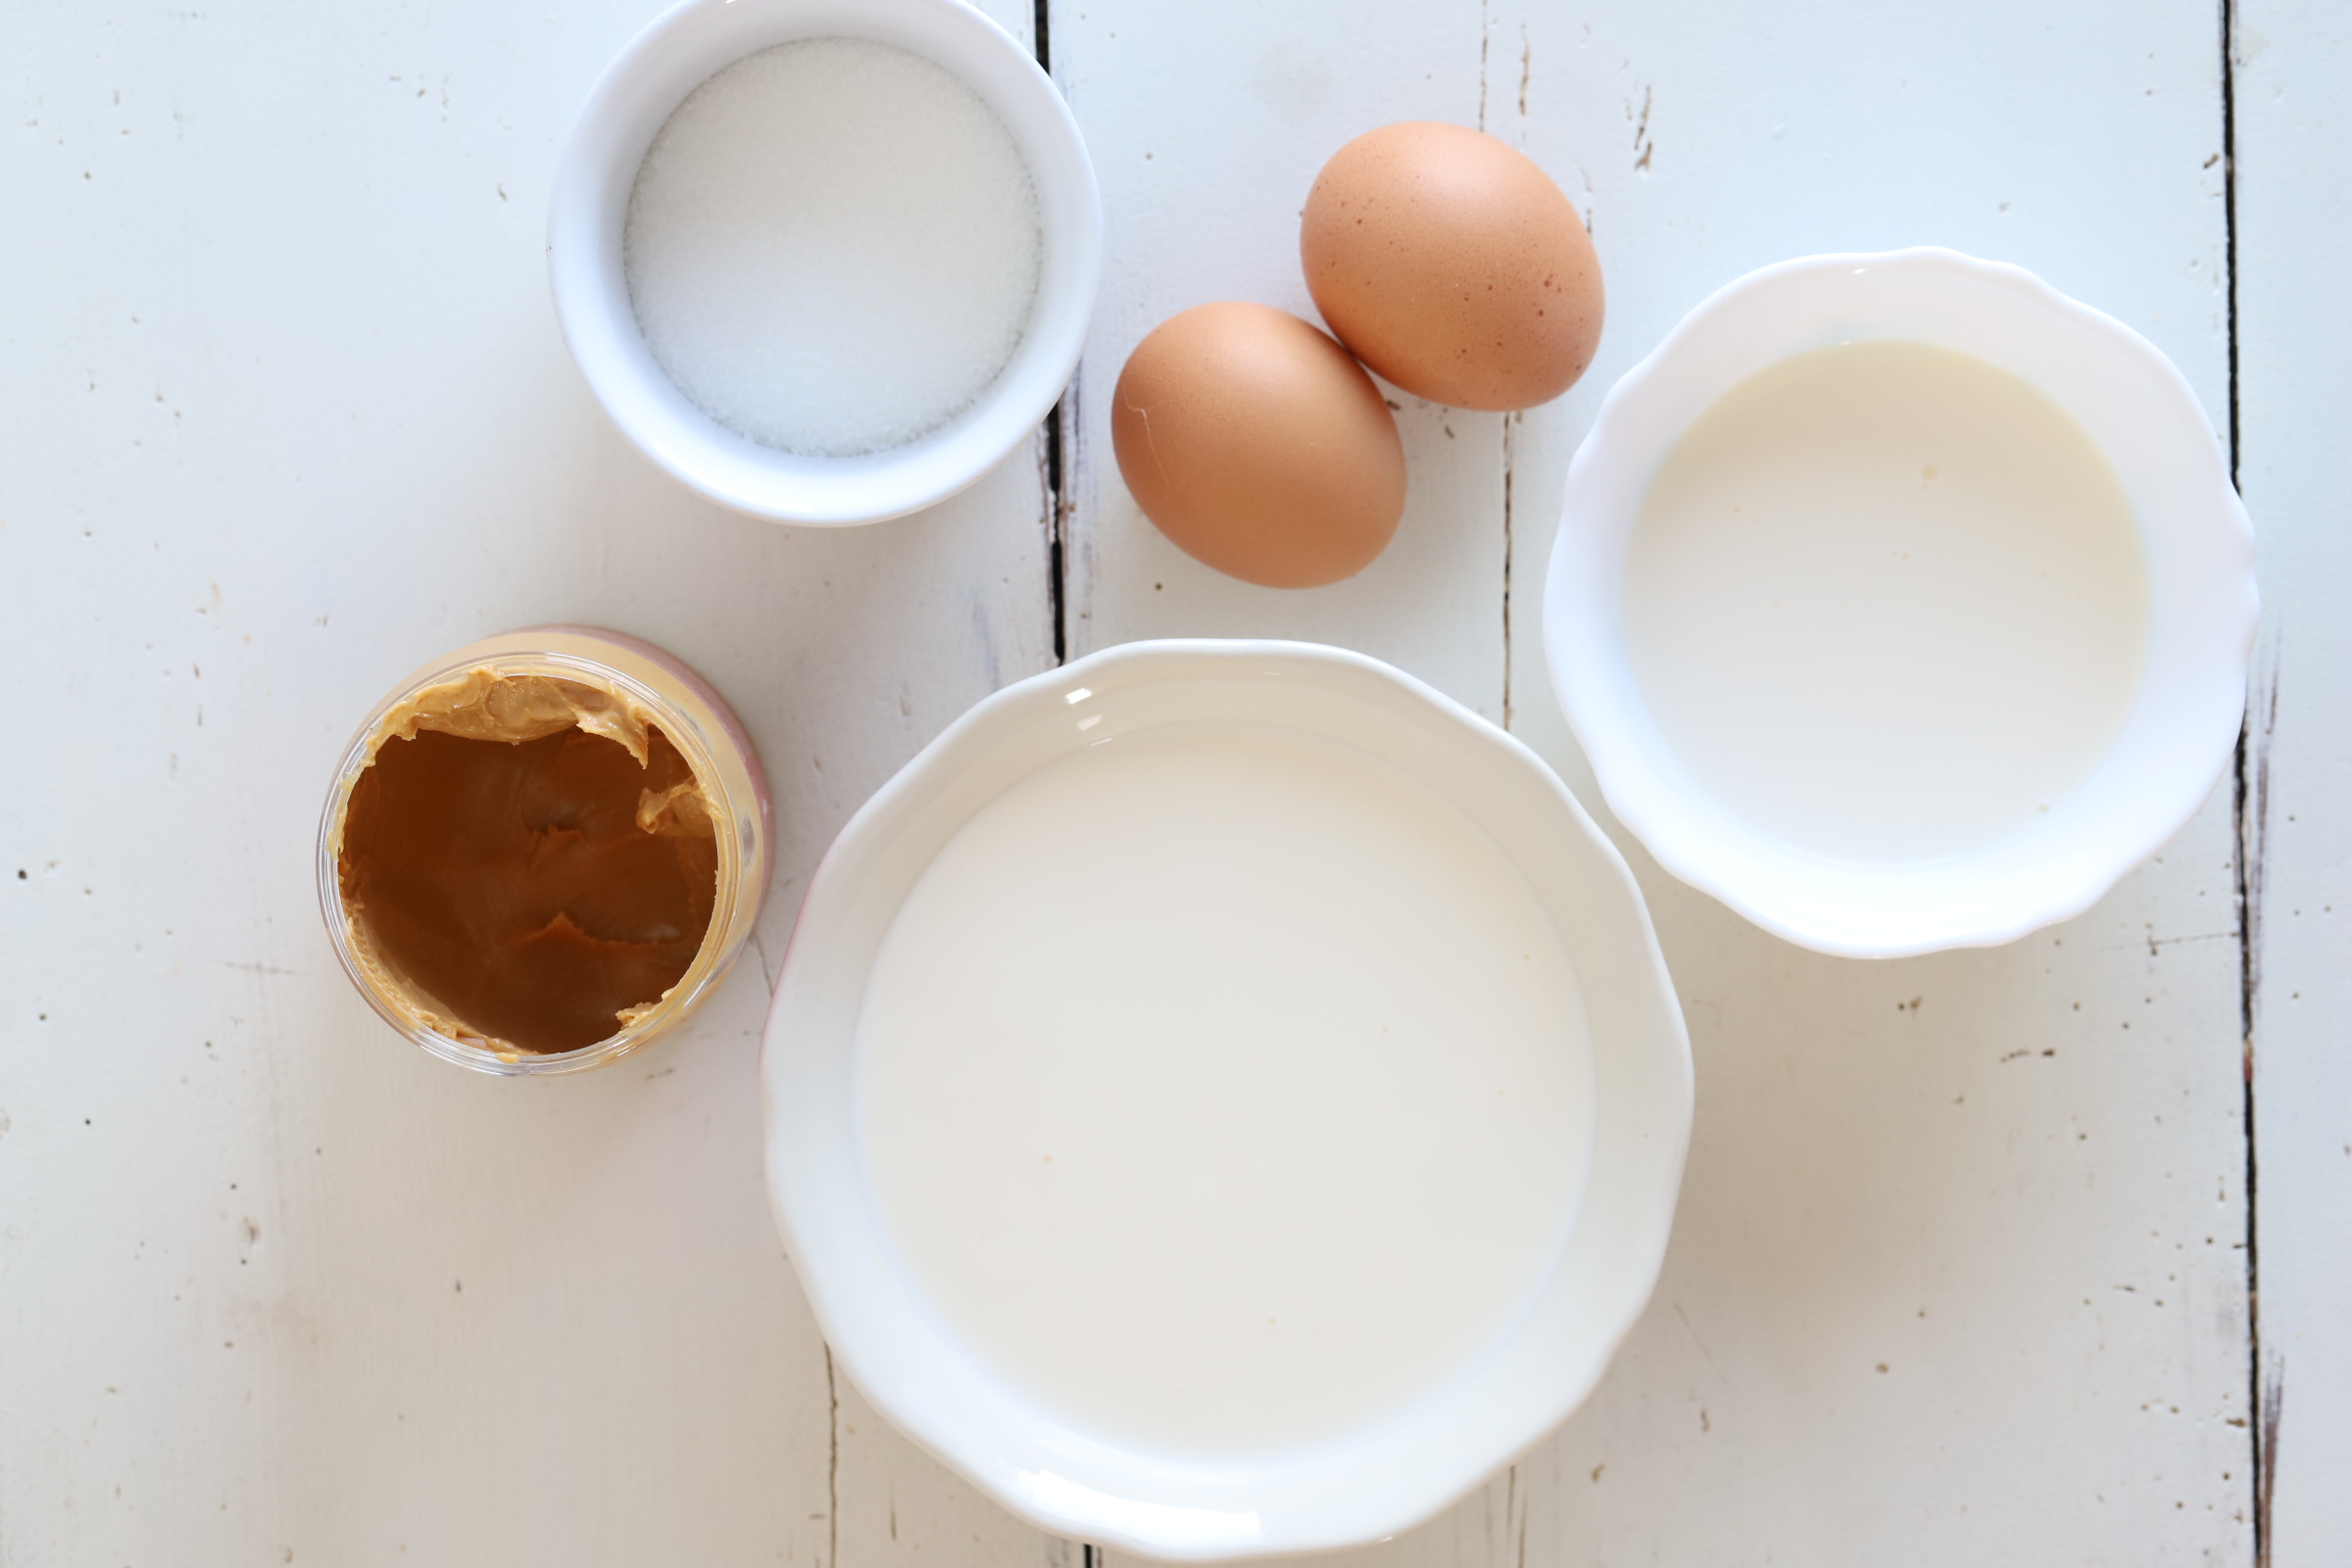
top-left (1058, 1), bottom-right (2257, 1563)
top-left (1498, 2), bottom-right (2253, 1562)
top-left (809, 14), bottom-right (1073, 1564)
top-left (0, 0), bottom-right (1055, 1562)
top-left (2234, 1), bottom-right (2352, 1559)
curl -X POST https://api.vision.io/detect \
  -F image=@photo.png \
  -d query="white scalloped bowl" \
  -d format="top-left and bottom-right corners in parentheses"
top-left (548, 0), bottom-right (1102, 525)
top-left (1544, 248), bottom-right (2258, 957)
top-left (762, 641), bottom-right (1691, 1559)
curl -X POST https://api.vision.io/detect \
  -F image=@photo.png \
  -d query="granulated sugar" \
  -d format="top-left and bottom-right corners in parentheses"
top-left (624, 38), bottom-right (1043, 457)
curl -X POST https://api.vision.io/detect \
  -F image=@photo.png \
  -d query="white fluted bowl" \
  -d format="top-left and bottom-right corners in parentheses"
top-left (763, 641), bottom-right (1691, 1559)
top-left (1544, 248), bottom-right (2258, 957)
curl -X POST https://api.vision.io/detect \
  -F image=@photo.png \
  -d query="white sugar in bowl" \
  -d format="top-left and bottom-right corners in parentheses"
top-left (549, 0), bottom-right (1102, 525)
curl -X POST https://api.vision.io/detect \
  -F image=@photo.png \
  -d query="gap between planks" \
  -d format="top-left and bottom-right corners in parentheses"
top-left (2219, 0), bottom-right (2282, 1560)
top-left (1036, 0), bottom-right (1071, 669)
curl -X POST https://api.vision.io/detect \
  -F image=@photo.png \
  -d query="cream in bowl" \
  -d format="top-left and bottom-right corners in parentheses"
top-left (764, 641), bottom-right (1691, 1558)
top-left (859, 719), bottom-right (1593, 1459)
top-left (549, 0), bottom-right (1102, 524)
top-left (1545, 249), bottom-right (2257, 956)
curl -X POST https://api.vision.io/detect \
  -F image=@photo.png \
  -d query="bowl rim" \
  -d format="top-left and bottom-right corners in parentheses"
top-left (1543, 245), bottom-right (2259, 957)
top-left (546, 0), bottom-right (1103, 526)
top-left (761, 638), bottom-right (1693, 1558)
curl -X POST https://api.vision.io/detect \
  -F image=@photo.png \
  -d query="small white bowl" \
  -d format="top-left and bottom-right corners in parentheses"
top-left (548, 0), bottom-right (1102, 525)
top-left (1544, 248), bottom-right (2258, 958)
top-left (763, 640), bottom-right (1692, 1559)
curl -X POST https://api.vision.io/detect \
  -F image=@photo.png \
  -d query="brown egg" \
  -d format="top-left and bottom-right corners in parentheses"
top-left (1111, 302), bottom-right (1406, 589)
top-left (1301, 122), bottom-right (1604, 412)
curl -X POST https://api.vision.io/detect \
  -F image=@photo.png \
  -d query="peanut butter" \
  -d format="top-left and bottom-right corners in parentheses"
top-left (332, 670), bottom-right (719, 1055)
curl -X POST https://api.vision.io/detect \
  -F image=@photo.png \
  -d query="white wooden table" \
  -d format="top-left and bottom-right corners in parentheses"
top-left (4, 1), bottom-right (2344, 1562)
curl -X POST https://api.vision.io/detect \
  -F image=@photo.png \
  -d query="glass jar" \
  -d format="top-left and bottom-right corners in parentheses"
top-left (318, 626), bottom-right (772, 1074)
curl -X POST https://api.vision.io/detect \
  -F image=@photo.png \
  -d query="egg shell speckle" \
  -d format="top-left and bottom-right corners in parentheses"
top-left (1112, 302), bottom-right (1407, 590)
top-left (1302, 122), bottom-right (1604, 412)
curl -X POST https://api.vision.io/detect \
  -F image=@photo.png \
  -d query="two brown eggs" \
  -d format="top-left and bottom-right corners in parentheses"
top-left (1112, 122), bottom-right (1606, 588)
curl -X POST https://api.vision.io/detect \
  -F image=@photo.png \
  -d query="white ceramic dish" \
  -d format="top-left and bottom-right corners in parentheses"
top-left (548, 0), bottom-right (1102, 525)
top-left (763, 640), bottom-right (1691, 1560)
top-left (1544, 247), bottom-right (2259, 958)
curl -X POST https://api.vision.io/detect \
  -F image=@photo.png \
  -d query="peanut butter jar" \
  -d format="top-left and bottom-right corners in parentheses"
top-left (318, 627), bottom-right (772, 1074)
